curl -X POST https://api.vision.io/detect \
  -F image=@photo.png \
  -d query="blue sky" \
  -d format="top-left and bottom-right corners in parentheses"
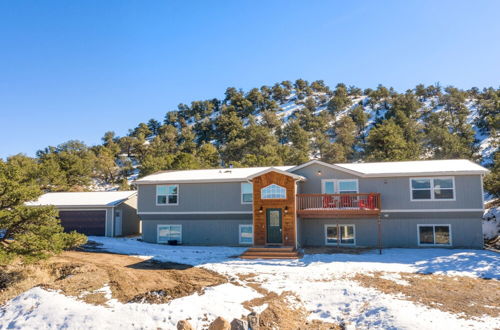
top-left (1, 0), bottom-right (499, 158)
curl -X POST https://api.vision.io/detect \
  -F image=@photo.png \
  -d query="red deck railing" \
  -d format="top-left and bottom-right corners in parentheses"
top-left (296, 193), bottom-right (381, 218)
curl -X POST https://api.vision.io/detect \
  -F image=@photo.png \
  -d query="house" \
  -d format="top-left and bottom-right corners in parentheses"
top-left (133, 159), bottom-right (488, 252)
top-left (27, 191), bottom-right (141, 237)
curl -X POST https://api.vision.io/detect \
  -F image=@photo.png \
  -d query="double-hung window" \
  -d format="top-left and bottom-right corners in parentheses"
top-left (156, 185), bottom-right (179, 205)
top-left (325, 224), bottom-right (355, 245)
top-left (418, 224), bottom-right (451, 246)
top-left (239, 224), bottom-right (253, 244)
top-left (241, 183), bottom-right (253, 204)
top-left (157, 224), bottom-right (182, 243)
top-left (410, 177), bottom-right (454, 201)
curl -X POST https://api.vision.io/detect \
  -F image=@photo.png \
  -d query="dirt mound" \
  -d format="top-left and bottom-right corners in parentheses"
top-left (354, 272), bottom-right (500, 319)
top-left (0, 250), bottom-right (226, 305)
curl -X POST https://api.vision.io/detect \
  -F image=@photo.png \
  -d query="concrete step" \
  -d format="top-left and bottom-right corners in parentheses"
top-left (240, 255), bottom-right (300, 260)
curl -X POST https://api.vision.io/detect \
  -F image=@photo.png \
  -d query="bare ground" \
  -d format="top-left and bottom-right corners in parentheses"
top-left (0, 250), bottom-right (226, 305)
top-left (238, 273), bottom-right (341, 330)
top-left (353, 272), bottom-right (500, 319)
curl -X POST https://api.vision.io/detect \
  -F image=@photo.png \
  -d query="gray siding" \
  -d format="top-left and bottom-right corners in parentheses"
top-left (115, 195), bottom-right (141, 236)
top-left (293, 163), bottom-right (359, 194)
top-left (300, 215), bottom-right (483, 248)
top-left (141, 218), bottom-right (252, 245)
top-left (293, 163), bottom-right (484, 210)
top-left (137, 182), bottom-right (253, 213)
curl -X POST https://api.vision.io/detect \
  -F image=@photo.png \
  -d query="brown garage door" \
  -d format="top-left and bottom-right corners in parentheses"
top-left (59, 210), bottom-right (106, 236)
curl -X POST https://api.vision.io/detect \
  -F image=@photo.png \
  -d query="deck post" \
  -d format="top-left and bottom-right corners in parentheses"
top-left (377, 214), bottom-right (382, 255)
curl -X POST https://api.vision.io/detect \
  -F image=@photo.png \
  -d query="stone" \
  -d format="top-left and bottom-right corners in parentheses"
top-left (177, 320), bottom-right (193, 330)
top-left (208, 316), bottom-right (231, 330)
top-left (230, 318), bottom-right (248, 330)
top-left (247, 312), bottom-right (259, 330)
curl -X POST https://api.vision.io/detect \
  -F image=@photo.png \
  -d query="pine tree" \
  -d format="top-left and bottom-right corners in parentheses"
top-left (366, 119), bottom-right (412, 161)
top-left (0, 158), bottom-right (86, 263)
top-left (197, 142), bottom-right (220, 168)
top-left (327, 83), bottom-right (352, 116)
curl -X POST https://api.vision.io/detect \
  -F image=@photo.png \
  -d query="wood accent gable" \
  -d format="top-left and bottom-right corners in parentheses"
top-left (251, 171), bottom-right (297, 247)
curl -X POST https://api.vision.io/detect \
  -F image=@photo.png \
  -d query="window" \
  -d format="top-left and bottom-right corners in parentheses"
top-left (241, 183), bottom-right (253, 204)
top-left (418, 225), bottom-right (451, 246)
top-left (322, 179), bottom-right (359, 194)
top-left (338, 180), bottom-right (359, 194)
top-left (410, 177), bottom-right (454, 201)
top-left (239, 224), bottom-right (253, 244)
top-left (261, 184), bottom-right (286, 199)
top-left (322, 180), bottom-right (336, 194)
top-left (156, 185), bottom-right (179, 205)
top-left (325, 224), bottom-right (355, 245)
top-left (157, 225), bottom-right (182, 243)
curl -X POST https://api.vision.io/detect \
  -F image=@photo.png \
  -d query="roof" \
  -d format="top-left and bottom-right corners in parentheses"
top-left (246, 167), bottom-right (305, 181)
top-left (134, 166), bottom-right (295, 184)
top-left (291, 159), bottom-right (489, 177)
top-left (134, 159), bottom-right (488, 184)
top-left (27, 191), bottom-right (137, 207)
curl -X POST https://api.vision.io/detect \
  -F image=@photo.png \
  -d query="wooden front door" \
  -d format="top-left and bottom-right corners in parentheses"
top-left (266, 208), bottom-right (283, 244)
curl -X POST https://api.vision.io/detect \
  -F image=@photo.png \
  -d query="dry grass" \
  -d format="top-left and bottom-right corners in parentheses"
top-left (0, 250), bottom-right (226, 306)
top-left (354, 272), bottom-right (500, 319)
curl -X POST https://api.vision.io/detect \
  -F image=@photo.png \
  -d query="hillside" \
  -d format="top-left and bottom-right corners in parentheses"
top-left (3, 80), bottom-right (499, 196)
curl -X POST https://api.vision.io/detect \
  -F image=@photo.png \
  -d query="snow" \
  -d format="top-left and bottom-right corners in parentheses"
top-left (134, 166), bottom-right (295, 184)
top-left (1, 237), bottom-right (499, 329)
top-left (26, 191), bottom-right (137, 207)
top-left (336, 159), bottom-right (489, 177)
top-left (483, 206), bottom-right (500, 240)
top-left (0, 284), bottom-right (259, 330)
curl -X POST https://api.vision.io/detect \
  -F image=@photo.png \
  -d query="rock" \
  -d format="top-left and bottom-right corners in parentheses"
top-left (177, 320), bottom-right (193, 330)
top-left (230, 318), bottom-right (248, 330)
top-left (247, 312), bottom-right (259, 330)
top-left (209, 316), bottom-right (231, 330)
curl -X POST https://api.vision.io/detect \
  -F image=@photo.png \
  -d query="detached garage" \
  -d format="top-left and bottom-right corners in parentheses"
top-left (27, 191), bottom-right (141, 237)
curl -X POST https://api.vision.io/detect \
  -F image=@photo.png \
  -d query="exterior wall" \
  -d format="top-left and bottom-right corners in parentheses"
top-left (293, 163), bottom-right (359, 194)
top-left (115, 195), bottom-right (141, 236)
top-left (300, 212), bottom-right (483, 248)
top-left (141, 216), bottom-right (252, 245)
top-left (137, 182), bottom-right (252, 213)
top-left (293, 163), bottom-right (484, 210)
top-left (251, 171), bottom-right (297, 247)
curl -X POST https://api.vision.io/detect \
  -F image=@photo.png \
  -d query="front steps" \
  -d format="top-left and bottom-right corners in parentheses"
top-left (240, 246), bottom-right (300, 259)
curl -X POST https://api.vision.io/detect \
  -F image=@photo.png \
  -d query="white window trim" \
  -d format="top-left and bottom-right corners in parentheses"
top-left (409, 177), bottom-right (455, 202)
top-left (324, 224), bottom-right (356, 246)
top-left (261, 184), bottom-right (287, 199)
top-left (241, 182), bottom-right (253, 205)
top-left (238, 224), bottom-right (254, 245)
top-left (321, 179), bottom-right (359, 194)
top-left (157, 224), bottom-right (182, 244)
top-left (417, 224), bottom-right (452, 246)
top-left (156, 184), bottom-right (179, 206)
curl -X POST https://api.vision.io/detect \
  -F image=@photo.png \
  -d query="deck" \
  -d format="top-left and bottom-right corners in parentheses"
top-left (296, 193), bottom-right (381, 218)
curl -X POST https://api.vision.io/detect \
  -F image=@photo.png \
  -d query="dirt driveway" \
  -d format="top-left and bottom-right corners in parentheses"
top-left (0, 250), bottom-right (226, 305)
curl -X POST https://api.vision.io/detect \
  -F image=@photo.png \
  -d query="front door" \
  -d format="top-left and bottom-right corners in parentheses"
top-left (266, 208), bottom-right (282, 244)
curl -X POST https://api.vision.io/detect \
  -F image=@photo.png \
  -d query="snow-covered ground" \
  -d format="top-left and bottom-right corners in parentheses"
top-left (483, 205), bottom-right (500, 241)
top-left (1, 237), bottom-right (499, 329)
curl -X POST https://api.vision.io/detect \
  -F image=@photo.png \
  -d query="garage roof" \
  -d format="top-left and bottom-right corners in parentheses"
top-left (27, 191), bottom-right (137, 207)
